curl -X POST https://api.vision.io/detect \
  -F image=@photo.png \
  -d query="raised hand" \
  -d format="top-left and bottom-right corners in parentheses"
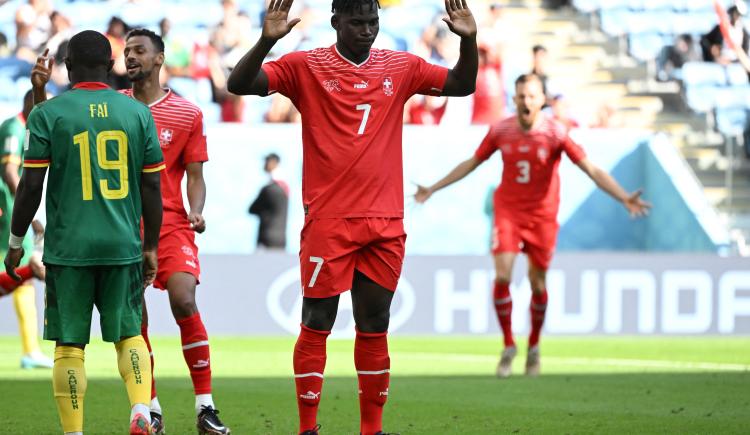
top-left (443, 0), bottom-right (477, 38)
top-left (263, 0), bottom-right (302, 41)
top-left (31, 48), bottom-right (53, 90)
top-left (624, 190), bottom-right (651, 218)
top-left (414, 184), bottom-right (434, 204)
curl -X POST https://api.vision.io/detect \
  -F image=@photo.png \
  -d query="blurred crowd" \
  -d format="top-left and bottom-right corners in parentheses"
top-left (0, 0), bottom-right (613, 127)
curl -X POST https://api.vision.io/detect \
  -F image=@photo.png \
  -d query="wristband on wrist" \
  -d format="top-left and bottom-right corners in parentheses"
top-left (9, 233), bottom-right (24, 249)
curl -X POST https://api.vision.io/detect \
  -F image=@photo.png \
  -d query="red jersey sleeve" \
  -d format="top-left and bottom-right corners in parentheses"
top-left (262, 51), bottom-right (305, 100)
top-left (561, 133), bottom-right (586, 164)
top-left (473, 128), bottom-right (498, 162)
top-left (406, 53), bottom-right (449, 96)
top-left (183, 109), bottom-right (208, 164)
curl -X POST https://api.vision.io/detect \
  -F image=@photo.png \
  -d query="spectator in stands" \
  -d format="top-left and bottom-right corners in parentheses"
top-left (266, 94), bottom-right (300, 123)
top-left (45, 11), bottom-right (73, 59)
top-left (406, 95), bottom-right (448, 125)
top-left (472, 42), bottom-right (504, 124)
top-left (160, 18), bottom-right (191, 78)
top-left (657, 34), bottom-right (701, 82)
top-left (550, 94), bottom-right (579, 130)
top-left (0, 32), bottom-right (8, 57)
top-left (14, 0), bottom-right (52, 61)
top-left (531, 44), bottom-right (552, 105)
top-left (249, 153), bottom-right (289, 251)
top-left (105, 16), bottom-right (130, 89)
top-left (701, 4), bottom-right (749, 65)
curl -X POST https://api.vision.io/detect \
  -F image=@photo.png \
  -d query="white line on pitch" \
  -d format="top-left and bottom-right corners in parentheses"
top-left (398, 353), bottom-right (750, 372)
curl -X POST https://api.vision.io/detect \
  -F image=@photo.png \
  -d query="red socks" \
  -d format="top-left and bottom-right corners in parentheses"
top-left (177, 312), bottom-right (212, 395)
top-left (493, 281), bottom-right (515, 348)
top-left (529, 290), bottom-right (548, 348)
top-left (355, 330), bottom-right (390, 435)
top-left (0, 266), bottom-right (34, 295)
top-left (294, 324), bottom-right (330, 434)
top-left (141, 323), bottom-right (157, 399)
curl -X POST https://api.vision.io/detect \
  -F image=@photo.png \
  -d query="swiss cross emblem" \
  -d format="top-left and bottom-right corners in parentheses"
top-left (159, 128), bottom-right (173, 146)
top-left (382, 76), bottom-right (394, 96)
top-left (181, 245), bottom-right (195, 258)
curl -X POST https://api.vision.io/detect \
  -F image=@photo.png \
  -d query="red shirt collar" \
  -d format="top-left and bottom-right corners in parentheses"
top-left (17, 112), bottom-right (26, 124)
top-left (72, 82), bottom-right (110, 90)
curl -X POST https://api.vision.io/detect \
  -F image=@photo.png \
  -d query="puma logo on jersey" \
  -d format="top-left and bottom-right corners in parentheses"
top-left (354, 80), bottom-right (369, 89)
top-left (300, 391), bottom-right (321, 400)
top-left (186, 260), bottom-right (197, 269)
top-left (379, 389), bottom-right (389, 397)
top-left (193, 359), bottom-right (210, 369)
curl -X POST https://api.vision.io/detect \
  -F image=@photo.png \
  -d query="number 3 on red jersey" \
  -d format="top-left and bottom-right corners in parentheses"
top-left (516, 160), bottom-right (530, 184)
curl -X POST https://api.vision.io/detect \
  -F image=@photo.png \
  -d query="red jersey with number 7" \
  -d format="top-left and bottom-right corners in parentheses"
top-left (474, 114), bottom-right (587, 219)
top-left (262, 45), bottom-right (448, 219)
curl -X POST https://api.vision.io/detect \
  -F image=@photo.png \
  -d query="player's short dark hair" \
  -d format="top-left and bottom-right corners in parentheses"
top-left (126, 28), bottom-right (165, 53)
top-left (66, 30), bottom-right (112, 69)
top-left (0, 31), bottom-right (7, 47)
top-left (332, 0), bottom-right (380, 14)
top-left (532, 45), bottom-right (547, 55)
top-left (515, 73), bottom-right (543, 88)
top-left (265, 153), bottom-right (281, 163)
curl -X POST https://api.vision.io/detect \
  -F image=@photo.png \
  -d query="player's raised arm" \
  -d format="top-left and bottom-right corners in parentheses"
top-left (415, 156), bottom-right (482, 203)
top-left (576, 158), bottom-right (652, 217)
top-left (227, 0), bottom-right (301, 95)
top-left (440, 0), bottom-right (478, 97)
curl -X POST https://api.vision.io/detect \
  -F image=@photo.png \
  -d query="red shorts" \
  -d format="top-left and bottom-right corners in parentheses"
top-left (154, 229), bottom-right (201, 290)
top-left (492, 212), bottom-right (559, 270)
top-left (299, 217), bottom-right (406, 298)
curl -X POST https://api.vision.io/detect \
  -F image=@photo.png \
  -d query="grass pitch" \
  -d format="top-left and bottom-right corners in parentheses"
top-left (0, 336), bottom-right (748, 434)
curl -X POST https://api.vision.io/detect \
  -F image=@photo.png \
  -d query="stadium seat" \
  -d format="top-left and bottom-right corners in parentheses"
top-left (715, 107), bottom-right (748, 136)
top-left (726, 63), bottom-right (749, 86)
top-left (715, 86), bottom-right (750, 110)
top-left (629, 33), bottom-right (669, 62)
top-left (685, 85), bottom-right (719, 113)
top-left (682, 62), bottom-right (727, 87)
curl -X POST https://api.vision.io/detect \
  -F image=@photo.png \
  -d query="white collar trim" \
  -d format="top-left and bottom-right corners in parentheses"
top-left (334, 45), bottom-right (370, 68)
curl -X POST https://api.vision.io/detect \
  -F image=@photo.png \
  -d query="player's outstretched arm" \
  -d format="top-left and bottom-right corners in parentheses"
top-left (415, 156), bottom-right (482, 203)
top-left (576, 158), bottom-right (652, 217)
top-left (441, 0), bottom-right (478, 97)
top-left (227, 0), bottom-right (301, 96)
top-left (141, 171), bottom-right (163, 287)
top-left (4, 168), bottom-right (46, 280)
top-left (30, 48), bottom-right (53, 105)
top-left (186, 162), bottom-right (207, 233)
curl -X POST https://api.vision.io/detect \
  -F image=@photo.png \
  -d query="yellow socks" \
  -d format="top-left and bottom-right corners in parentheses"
top-left (115, 336), bottom-right (152, 409)
top-left (13, 284), bottom-right (39, 355)
top-left (53, 346), bottom-right (86, 433)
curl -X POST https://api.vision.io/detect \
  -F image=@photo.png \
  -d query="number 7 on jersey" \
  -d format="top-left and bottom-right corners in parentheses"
top-left (356, 104), bottom-right (371, 135)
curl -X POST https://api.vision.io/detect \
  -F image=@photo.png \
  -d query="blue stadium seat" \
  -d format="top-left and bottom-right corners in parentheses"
top-left (629, 33), bottom-right (668, 61)
top-left (726, 63), bottom-right (749, 86)
top-left (685, 85), bottom-right (719, 113)
top-left (600, 8), bottom-right (632, 36)
top-left (715, 86), bottom-right (750, 109)
top-left (715, 107), bottom-right (748, 136)
top-left (682, 62), bottom-right (727, 86)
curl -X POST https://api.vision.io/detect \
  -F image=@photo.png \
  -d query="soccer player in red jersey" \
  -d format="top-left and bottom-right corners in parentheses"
top-left (227, 0), bottom-right (478, 433)
top-left (121, 29), bottom-right (229, 435)
top-left (416, 74), bottom-right (651, 378)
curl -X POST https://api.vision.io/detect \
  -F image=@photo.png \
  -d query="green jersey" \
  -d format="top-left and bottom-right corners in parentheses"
top-left (24, 82), bottom-right (165, 266)
top-left (0, 113), bottom-right (33, 257)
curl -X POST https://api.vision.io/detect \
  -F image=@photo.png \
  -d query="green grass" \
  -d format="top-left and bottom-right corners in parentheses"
top-left (1, 336), bottom-right (749, 434)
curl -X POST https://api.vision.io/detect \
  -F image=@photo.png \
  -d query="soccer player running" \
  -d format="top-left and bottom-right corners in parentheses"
top-left (415, 74), bottom-right (651, 378)
top-left (0, 88), bottom-right (51, 369)
top-left (4, 30), bottom-right (164, 434)
top-left (227, 0), bottom-right (478, 433)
